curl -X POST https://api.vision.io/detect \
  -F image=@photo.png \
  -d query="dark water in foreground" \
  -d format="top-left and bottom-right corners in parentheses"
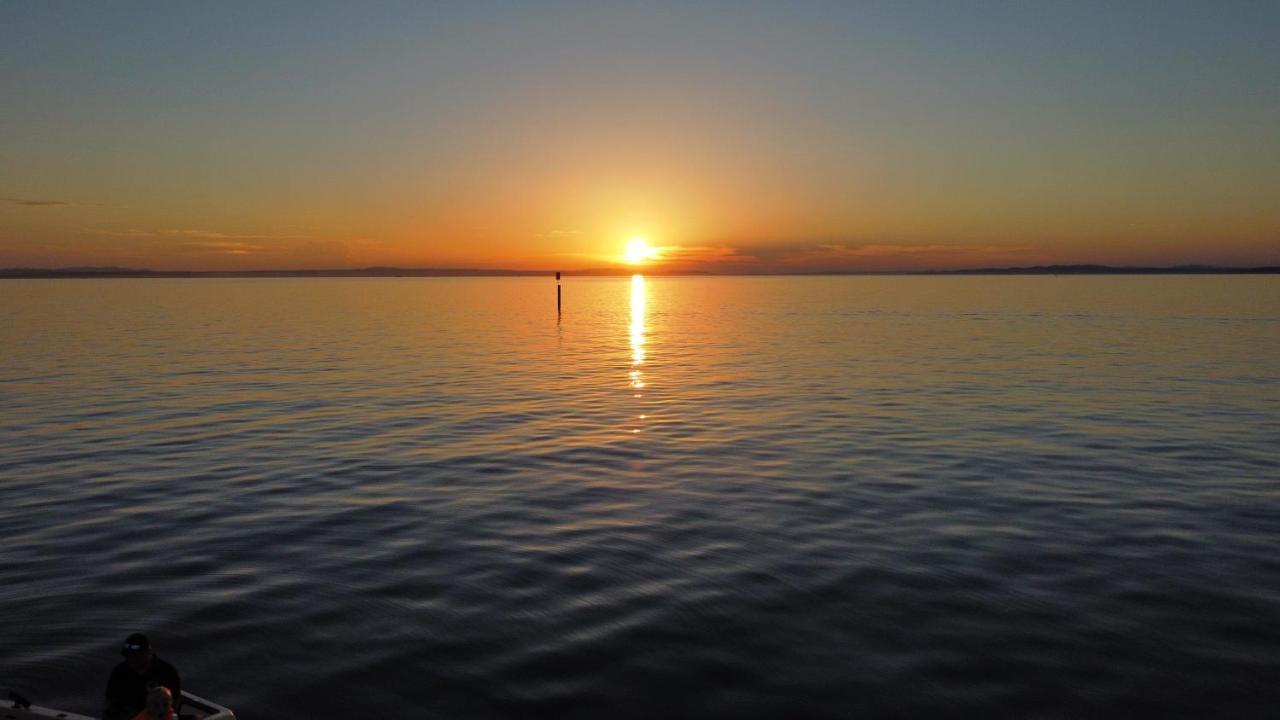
top-left (2, 276), bottom-right (1278, 718)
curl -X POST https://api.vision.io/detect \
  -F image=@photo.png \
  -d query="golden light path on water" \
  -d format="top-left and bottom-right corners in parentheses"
top-left (630, 274), bottom-right (646, 433)
top-left (3, 277), bottom-right (1280, 718)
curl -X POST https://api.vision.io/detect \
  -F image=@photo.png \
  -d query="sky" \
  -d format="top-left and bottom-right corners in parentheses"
top-left (1, 1), bottom-right (1277, 272)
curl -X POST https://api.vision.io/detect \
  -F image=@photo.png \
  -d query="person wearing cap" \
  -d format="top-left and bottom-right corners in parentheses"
top-left (102, 633), bottom-right (181, 720)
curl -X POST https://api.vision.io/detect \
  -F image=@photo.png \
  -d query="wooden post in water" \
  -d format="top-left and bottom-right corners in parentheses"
top-left (556, 271), bottom-right (561, 317)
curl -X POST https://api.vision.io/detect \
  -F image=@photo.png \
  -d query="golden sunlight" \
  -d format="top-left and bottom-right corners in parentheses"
top-left (630, 273), bottom-right (645, 392)
top-left (623, 237), bottom-right (658, 265)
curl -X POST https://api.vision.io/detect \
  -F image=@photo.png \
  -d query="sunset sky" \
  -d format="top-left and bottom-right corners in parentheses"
top-left (2, 2), bottom-right (1277, 272)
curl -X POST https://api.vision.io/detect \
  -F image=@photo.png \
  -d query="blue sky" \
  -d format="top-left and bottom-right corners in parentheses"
top-left (2, 1), bottom-right (1277, 269)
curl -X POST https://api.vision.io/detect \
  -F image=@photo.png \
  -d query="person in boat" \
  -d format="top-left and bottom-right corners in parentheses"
top-left (130, 686), bottom-right (177, 720)
top-left (102, 633), bottom-right (181, 720)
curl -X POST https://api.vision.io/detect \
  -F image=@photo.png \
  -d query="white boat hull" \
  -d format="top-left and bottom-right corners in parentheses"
top-left (5, 690), bottom-right (234, 720)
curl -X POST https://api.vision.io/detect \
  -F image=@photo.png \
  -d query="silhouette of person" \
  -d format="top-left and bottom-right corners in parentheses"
top-left (102, 634), bottom-right (181, 720)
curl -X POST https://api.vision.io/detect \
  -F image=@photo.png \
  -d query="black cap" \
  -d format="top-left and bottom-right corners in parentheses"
top-left (121, 633), bottom-right (151, 657)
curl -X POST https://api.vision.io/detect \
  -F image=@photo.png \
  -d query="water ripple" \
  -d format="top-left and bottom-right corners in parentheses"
top-left (1, 276), bottom-right (1278, 717)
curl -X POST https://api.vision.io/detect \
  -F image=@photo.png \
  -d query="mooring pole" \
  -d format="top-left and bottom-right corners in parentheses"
top-left (556, 271), bottom-right (561, 317)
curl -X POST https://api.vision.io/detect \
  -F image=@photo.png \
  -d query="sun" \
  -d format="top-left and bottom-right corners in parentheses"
top-left (624, 237), bottom-right (658, 265)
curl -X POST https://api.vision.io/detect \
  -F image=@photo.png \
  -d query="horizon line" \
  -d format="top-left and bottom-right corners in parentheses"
top-left (2, 263), bottom-right (1279, 279)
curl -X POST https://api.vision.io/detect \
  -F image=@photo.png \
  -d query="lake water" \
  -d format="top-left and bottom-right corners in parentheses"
top-left (2, 276), bottom-right (1278, 718)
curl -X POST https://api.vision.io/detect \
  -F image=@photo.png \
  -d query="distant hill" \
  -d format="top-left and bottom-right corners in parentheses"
top-left (0, 266), bottom-right (552, 278)
top-left (922, 264), bottom-right (1280, 275)
top-left (1, 264), bottom-right (1276, 278)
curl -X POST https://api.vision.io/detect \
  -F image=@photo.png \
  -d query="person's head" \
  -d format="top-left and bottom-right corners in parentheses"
top-left (144, 686), bottom-right (173, 717)
top-left (121, 633), bottom-right (153, 672)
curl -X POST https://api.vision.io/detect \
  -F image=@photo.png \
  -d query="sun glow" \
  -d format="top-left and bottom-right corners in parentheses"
top-left (623, 237), bottom-right (658, 265)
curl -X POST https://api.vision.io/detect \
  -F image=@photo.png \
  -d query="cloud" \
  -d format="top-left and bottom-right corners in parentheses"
top-left (1, 196), bottom-right (77, 207)
top-left (770, 242), bottom-right (1040, 270)
top-left (534, 228), bottom-right (583, 239)
top-left (652, 240), bottom-right (1045, 272)
top-left (168, 229), bottom-right (303, 240)
top-left (89, 228), bottom-right (302, 240)
top-left (659, 244), bottom-right (760, 267)
top-left (78, 227), bottom-right (328, 260)
top-left (795, 242), bottom-right (1023, 260)
top-left (181, 241), bottom-right (270, 255)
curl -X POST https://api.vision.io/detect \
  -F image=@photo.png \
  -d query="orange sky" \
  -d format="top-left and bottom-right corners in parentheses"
top-left (2, 4), bottom-right (1277, 272)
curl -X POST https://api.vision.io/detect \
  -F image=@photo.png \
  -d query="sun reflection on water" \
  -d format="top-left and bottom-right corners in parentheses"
top-left (630, 274), bottom-right (645, 391)
top-left (630, 275), bottom-right (646, 433)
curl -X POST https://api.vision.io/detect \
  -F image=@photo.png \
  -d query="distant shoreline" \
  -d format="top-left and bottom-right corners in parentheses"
top-left (1, 264), bottom-right (1277, 279)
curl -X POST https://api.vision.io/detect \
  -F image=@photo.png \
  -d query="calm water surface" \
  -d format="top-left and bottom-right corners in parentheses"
top-left (2, 276), bottom-right (1278, 718)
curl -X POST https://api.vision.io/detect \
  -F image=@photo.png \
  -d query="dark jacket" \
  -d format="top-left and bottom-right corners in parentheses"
top-left (103, 655), bottom-right (181, 720)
